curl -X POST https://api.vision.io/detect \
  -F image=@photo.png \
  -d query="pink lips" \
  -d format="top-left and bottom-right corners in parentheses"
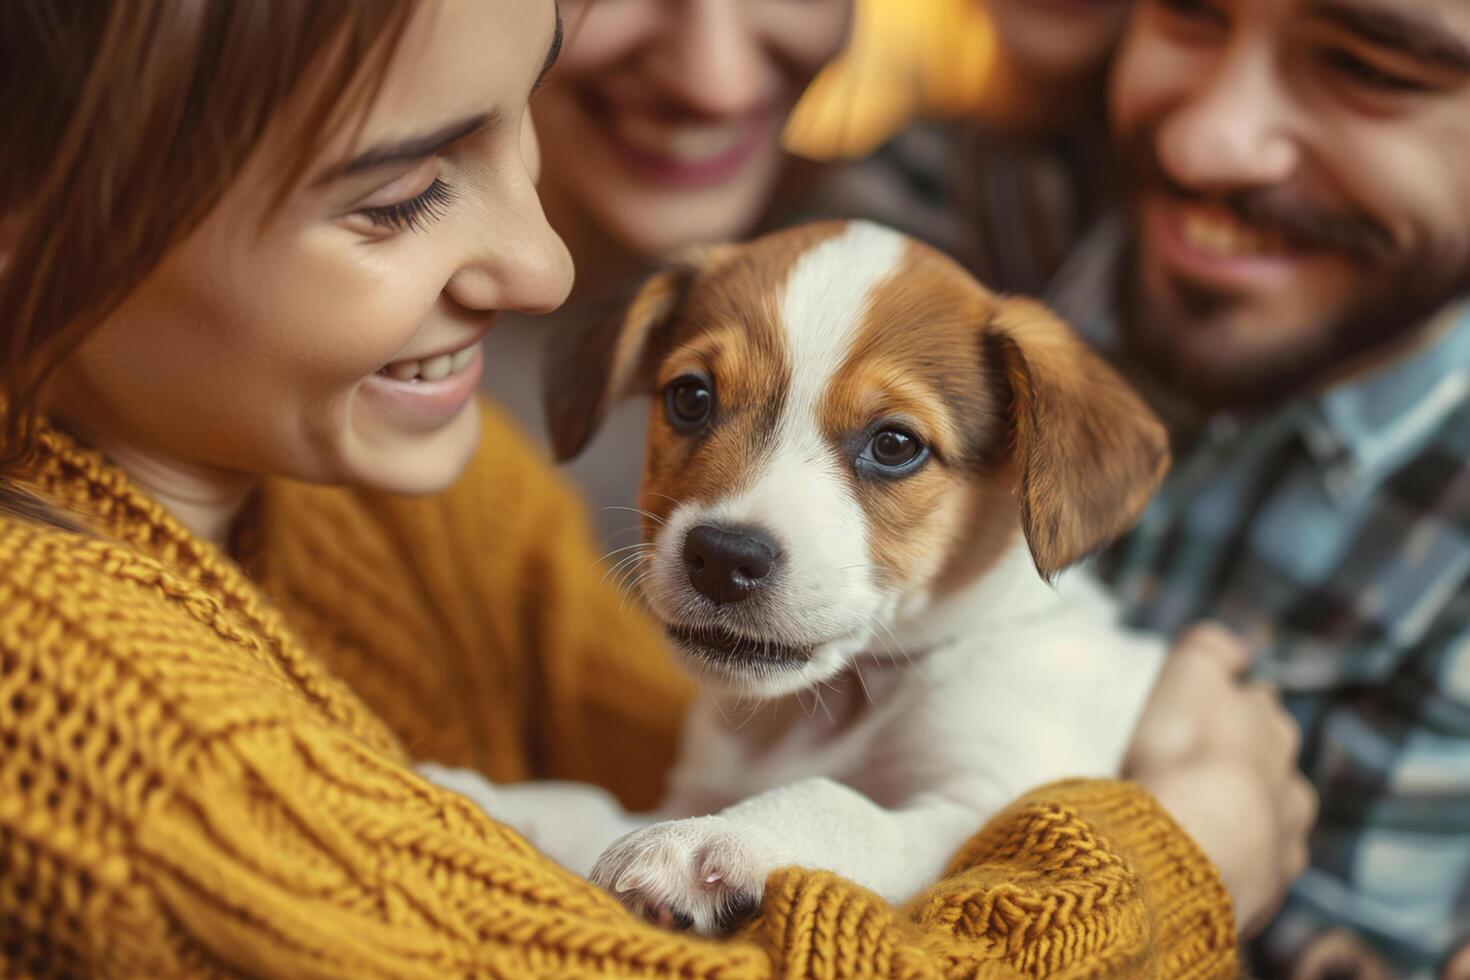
top-left (579, 87), bottom-right (777, 191)
top-left (362, 345), bottom-right (484, 427)
top-left (603, 125), bottom-right (768, 190)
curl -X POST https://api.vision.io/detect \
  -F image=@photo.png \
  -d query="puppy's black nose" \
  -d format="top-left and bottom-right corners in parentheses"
top-left (683, 524), bottom-right (778, 605)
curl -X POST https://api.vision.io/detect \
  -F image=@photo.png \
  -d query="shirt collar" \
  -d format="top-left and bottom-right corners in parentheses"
top-left (1048, 215), bottom-right (1470, 503)
top-left (1306, 305), bottom-right (1470, 498)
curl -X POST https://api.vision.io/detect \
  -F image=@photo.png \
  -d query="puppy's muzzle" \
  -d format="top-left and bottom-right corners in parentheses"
top-left (682, 524), bottom-right (780, 606)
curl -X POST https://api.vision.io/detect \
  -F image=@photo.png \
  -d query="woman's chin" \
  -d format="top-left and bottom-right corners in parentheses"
top-left (341, 401), bottom-right (482, 496)
top-left (588, 172), bottom-right (780, 259)
top-left (551, 136), bottom-right (786, 260)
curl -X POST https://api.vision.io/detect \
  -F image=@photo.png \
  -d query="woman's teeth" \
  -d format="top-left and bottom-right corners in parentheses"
top-left (1180, 207), bottom-right (1286, 258)
top-left (381, 344), bottom-right (477, 382)
top-left (611, 113), bottom-right (754, 164)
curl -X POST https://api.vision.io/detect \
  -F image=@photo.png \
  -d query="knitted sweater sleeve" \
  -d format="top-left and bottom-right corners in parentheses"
top-left (1, 468), bottom-right (1238, 978)
top-left (484, 422), bottom-right (698, 809)
top-left (0, 532), bottom-right (1237, 978)
top-left (314, 402), bottom-right (697, 809)
top-left (261, 401), bottom-right (694, 808)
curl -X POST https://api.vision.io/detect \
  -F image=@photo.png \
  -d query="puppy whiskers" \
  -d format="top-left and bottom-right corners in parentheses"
top-left (616, 557), bottom-right (652, 596)
top-left (599, 541), bottom-right (654, 562)
top-left (606, 523), bottom-right (647, 544)
top-left (600, 550), bottom-right (649, 588)
top-left (867, 616), bottom-right (913, 670)
top-left (851, 657), bottom-right (875, 707)
top-left (600, 505), bottom-right (667, 527)
top-left (813, 683), bottom-right (834, 724)
top-left (620, 569), bottom-right (656, 614)
top-left (726, 698), bottom-right (766, 736)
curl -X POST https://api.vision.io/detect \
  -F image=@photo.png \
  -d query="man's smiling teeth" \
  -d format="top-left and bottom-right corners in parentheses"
top-left (612, 113), bottom-right (754, 163)
top-left (381, 344), bottom-right (477, 382)
top-left (1180, 206), bottom-right (1286, 258)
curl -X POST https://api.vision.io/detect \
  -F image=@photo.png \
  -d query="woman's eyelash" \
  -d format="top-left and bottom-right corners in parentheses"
top-left (357, 178), bottom-right (455, 232)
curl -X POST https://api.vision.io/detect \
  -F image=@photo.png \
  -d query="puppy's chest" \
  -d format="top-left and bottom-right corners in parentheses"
top-left (666, 606), bottom-right (1165, 819)
top-left (672, 664), bottom-right (943, 810)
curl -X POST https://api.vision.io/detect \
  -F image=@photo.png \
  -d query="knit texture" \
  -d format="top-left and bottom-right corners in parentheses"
top-left (0, 401), bottom-right (1238, 978)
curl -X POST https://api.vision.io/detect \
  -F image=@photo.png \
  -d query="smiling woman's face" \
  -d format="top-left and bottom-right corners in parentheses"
top-left (47, 0), bottom-right (573, 496)
top-left (532, 0), bottom-right (852, 261)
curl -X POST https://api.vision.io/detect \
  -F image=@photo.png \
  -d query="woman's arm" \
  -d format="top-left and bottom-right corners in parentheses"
top-left (6, 668), bottom-right (1238, 978)
top-left (266, 400), bottom-right (694, 810)
top-left (423, 401), bottom-right (696, 807)
top-left (1, 513), bottom-right (1240, 978)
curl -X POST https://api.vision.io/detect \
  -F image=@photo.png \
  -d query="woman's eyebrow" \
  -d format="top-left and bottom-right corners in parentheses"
top-left (329, 111), bottom-right (498, 181)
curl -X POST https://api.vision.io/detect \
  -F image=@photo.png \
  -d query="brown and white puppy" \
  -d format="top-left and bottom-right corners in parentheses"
top-left (431, 220), bottom-right (1171, 934)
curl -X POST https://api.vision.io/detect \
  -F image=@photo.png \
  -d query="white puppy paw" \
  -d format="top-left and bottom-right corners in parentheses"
top-left (590, 816), bottom-right (772, 935)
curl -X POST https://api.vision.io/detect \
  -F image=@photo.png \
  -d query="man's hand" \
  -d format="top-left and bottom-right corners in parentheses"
top-left (1291, 928), bottom-right (1399, 980)
top-left (1443, 938), bottom-right (1470, 980)
top-left (1124, 622), bottom-right (1319, 937)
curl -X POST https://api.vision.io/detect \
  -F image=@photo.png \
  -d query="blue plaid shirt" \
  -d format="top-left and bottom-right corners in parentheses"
top-left (1048, 218), bottom-right (1470, 977)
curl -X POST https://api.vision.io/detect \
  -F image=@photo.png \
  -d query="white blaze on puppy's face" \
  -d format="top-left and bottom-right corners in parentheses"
top-left (705, 224), bottom-right (909, 666)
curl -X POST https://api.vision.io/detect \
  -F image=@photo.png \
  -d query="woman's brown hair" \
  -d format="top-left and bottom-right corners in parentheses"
top-left (0, 0), bottom-right (418, 488)
top-left (0, 0), bottom-right (416, 525)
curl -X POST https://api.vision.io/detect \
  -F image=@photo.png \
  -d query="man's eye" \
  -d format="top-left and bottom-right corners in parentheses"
top-left (355, 178), bottom-right (455, 233)
top-left (1322, 49), bottom-right (1432, 94)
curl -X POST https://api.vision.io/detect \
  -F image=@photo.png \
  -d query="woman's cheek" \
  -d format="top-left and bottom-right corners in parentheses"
top-left (274, 239), bottom-right (448, 380)
top-left (767, 0), bottom-right (853, 77)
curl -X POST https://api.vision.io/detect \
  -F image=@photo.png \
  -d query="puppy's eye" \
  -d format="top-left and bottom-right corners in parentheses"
top-left (665, 376), bottom-right (714, 431)
top-left (872, 429), bottom-right (921, 466)
top-left (858, 426), bottom-right (928, 477)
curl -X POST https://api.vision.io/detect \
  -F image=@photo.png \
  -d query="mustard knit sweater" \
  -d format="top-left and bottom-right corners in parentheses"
top-left (0, 401), bottom-right (1237, 978)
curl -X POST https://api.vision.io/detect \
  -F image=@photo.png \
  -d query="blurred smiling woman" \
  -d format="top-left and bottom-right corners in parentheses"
top-left (533, 0), bottom-right (851, 288)
top-left (0, 1), bottom-right (1272, 976)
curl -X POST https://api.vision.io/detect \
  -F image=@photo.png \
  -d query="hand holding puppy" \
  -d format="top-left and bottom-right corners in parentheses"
top-left (1125, 622), bottom-right (1318, 937)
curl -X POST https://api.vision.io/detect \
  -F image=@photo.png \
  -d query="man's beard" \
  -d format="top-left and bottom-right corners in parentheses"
top-left (1118, 245), bottom-right (1467, 413)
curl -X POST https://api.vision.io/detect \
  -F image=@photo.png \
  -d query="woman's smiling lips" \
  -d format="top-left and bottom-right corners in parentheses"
top-left (578, 85), bottom-right (777, 190)
top-left (363, 335), bottom-right (485, 426)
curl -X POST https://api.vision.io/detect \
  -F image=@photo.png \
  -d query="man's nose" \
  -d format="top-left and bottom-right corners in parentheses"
top-left (1155, 45), bottom-right (1300, 193)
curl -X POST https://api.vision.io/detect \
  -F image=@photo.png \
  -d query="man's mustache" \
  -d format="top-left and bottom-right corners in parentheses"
top-left (1124, 140), bottom-right (1398, 264)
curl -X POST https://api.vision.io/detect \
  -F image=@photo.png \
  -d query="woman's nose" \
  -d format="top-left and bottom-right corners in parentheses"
top-left (648, 0), bottom-right (770, 118)
top-left (445, 242), bottom-right (573, 316)
top-left (496, 203), bottom-right (575, 315)
top-left (445, 131), bottom-right (574, 315)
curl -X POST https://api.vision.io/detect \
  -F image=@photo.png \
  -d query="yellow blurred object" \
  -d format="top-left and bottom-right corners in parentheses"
top-left (784, 0), bottom-right (996, 160)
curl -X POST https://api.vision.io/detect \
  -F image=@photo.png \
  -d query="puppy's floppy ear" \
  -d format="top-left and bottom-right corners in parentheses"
top-left (543, 245), bottom-right (735, 462)
top-left (986, 297), bottom-right (1170, 580)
